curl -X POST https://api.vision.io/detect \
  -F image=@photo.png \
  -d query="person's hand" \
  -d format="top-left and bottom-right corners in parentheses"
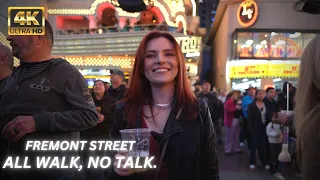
top-left (113, 150), bottom-right (147, 176)
top-left (278, 112), bottom-right (289, 125)
top-left (113, 150), bottom-right (135, 176)
top-left (2, 116), bottom-right (36, 142)
top-left (98, 114), bottom-right (104, 123)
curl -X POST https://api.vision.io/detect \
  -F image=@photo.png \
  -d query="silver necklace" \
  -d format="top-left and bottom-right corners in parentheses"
top-left (152, 101), bottom-right (172, 109)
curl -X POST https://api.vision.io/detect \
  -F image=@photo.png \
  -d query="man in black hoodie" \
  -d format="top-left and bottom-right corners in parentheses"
top-left (0, 20), bottom-right (98, 180)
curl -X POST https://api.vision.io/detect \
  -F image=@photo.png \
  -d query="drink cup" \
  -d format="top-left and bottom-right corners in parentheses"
top-left (120, 128), bottom-right (151, 157)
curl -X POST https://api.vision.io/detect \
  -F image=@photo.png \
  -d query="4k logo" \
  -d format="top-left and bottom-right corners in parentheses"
top-left (8, 7), bottom-right (45, 35)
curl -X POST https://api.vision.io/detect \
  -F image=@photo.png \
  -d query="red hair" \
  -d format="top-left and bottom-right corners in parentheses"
top-left (123, 31), bottom-right (198, 125)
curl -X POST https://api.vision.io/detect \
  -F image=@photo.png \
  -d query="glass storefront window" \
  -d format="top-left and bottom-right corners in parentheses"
top-left (237, 32), bottom-right (253, 58)
top-left (270, 32), bottom-right (287, 58)
top-left (303, 33), bottom-right (317, 49)
top-left (253, 33), bottom-right (270, 58)
top-left (286, 32), bottom-right (303, 58)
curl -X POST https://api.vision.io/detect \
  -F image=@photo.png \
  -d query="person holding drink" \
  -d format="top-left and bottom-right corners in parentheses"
top-left (110, 31), bottom-right (220, 179)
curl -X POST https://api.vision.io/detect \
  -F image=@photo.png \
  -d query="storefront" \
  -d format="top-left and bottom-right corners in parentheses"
top-left (229, 29), bottom-right (319, 91)
top-left (208, 0), bottom-right (320, 91)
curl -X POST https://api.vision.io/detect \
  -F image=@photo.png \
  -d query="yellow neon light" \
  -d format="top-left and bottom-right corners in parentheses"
top-left (191, 0), bottom-right (196, 17)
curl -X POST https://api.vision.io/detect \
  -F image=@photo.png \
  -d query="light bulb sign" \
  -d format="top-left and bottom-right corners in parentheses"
top-left (237, 0), bottom-right (258, 28)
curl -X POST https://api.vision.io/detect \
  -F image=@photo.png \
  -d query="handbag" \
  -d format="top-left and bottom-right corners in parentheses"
top-left (154, 106), bottom-right (184, 180)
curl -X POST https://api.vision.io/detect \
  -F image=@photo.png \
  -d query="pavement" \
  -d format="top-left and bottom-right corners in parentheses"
top-left (217, 143), bottom-right (302, 180)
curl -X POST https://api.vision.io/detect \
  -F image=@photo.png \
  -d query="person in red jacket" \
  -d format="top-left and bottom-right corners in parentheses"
top-left (224, 90), bottom-right (242, 155)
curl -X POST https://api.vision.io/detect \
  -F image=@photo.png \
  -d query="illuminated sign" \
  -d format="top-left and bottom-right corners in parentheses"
top-left (237, 0), bottom-right (258, 28)
top-left (8, 7), bottom-right (45, 35)
top-left (229, 63), bottom-right (300, 78)
top-left (176, 36), bottom-right (202, 54)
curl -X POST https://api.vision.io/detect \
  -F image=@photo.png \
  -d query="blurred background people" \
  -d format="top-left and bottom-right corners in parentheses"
top-left (108, 69), bottom-right (127, 101)
top-left (295, 35), bottom-right (320, 179)
top-left (198, 80), bottom-right (224, 144)
top-left (0, 43), bottom-right (14, 87)
top-left (248, 90), bottom-right (269, 170)
top-left (278, 82), bottom-right (295, 111)
top-left (224, 90), bottom-right (242, 155)
top-left (242, 87), bottom-right (256, 151)
top-left (80, 80), bottom-right (116, 180)
top-left (193, 81), bottom-right (202, 96)
top-left (217, 88), bottom-right (227, 104)
top-left (266, 114), bottom-right (285, 180)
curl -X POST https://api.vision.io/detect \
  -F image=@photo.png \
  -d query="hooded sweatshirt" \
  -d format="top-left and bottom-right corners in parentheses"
top-left (0, 58), bottom-right (98, 179)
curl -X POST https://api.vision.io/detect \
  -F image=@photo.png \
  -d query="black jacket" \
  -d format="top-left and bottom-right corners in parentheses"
top-left (248, 102), bottom-right (267, 136)
top-left (108, 84), bottom-right (127, 101)
top-left (197, 92), bottom-right (224, 123)
top-left (0, 58), bottom-right (98, 179)
top-left (263, 97), bottom-right (278, 125)
top-left (81, 95), bottom-right (116, 139)
top-left (110, 99), bottom-right (220, 180)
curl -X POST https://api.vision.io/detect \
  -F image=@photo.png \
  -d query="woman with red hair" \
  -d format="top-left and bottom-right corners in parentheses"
top-left (110, 31), bottom-right (220, 179)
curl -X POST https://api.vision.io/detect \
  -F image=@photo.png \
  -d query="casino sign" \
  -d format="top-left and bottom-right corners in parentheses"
top-left (237, 0), bottom-right (259, 28)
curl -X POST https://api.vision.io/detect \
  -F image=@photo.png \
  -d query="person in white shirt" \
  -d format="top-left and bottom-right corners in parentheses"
top-left (266, 115), bottom-right (285, 180)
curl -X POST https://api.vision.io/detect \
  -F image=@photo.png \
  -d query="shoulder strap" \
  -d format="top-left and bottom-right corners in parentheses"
top-left (154, 106), bottom-right (184, 180)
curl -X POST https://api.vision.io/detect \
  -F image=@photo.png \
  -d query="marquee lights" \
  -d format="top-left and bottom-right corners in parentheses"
top-left (175, 15), bottom-right (187, 34)
top-left (191, 0), bottom-right (196, 17)
top-left (48, 0), bottom-right (187, 29)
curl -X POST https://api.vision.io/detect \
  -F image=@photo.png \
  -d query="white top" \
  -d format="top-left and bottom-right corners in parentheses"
top-left (218, 96), bottom-right (226, 103)
top-left (266, 122), bottom-right (283, 144)
top-left (260, 103), bottom-right (266, 124)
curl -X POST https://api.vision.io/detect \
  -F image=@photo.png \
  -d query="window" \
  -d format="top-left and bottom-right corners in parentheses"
top-left (303, 33), bottom-right (317, 49)
top-left (286, 32), bottom-right (303, 58)
top-left (236, 32), bottom-right (253, 58)
top-left (270, 32), bottom-right (286, 58)
top-left (253, 33), bottom-right (270, 58)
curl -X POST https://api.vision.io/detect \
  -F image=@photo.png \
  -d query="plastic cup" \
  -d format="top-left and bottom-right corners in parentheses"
top-left (120, 128), bottom-right (151, 157)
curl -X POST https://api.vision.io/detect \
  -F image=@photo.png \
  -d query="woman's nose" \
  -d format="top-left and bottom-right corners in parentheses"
top-left (156, 54), bottom-right (166, 64)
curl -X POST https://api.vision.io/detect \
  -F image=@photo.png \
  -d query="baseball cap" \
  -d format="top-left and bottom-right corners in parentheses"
top-left (111, 69), bottom-right (125, 79)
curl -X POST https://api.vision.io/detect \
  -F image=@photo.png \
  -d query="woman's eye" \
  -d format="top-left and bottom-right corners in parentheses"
top-left (146, 54), bottom-right (155, 58)
top-left (165, 53), bottom-right (175, 56)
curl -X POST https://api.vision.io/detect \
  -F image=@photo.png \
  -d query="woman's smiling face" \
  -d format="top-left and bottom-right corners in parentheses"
top-left (144, 37), bottom-right (179, 86)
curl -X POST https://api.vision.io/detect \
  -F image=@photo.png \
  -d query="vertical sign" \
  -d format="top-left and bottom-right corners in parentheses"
top-left (237, 0), bottom-right (258, 28)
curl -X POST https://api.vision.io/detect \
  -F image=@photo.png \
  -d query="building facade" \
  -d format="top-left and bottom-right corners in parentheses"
top-left (0, 0), bottom-right (202, 87)
top-left (208, 0), bottom-right (320, 91)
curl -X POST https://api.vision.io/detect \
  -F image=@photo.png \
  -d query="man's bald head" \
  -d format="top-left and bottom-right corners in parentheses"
top-left (0, 43), bottom-right (14, 71)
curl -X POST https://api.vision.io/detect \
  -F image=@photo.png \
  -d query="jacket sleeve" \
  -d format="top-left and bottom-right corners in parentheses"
top-left (242, 97), bottom-right (249, 118)
top-left (200, 101), bottom-right (220, 180)
top-left (247, 104), bottom-right (254, 135)
top-left (33, 72), bottom-right (98, 132)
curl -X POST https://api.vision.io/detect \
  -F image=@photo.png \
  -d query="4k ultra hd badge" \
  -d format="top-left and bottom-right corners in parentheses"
top-left (8, 7), bottom-right (45, 35)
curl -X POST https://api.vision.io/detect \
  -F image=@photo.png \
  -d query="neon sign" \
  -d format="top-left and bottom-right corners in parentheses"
top-left (237, 0), bottom-right (258, 28)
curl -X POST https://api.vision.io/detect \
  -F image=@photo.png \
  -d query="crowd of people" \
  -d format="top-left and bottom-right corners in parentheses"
top-left (0, 19), bottom-right (319, 180)
top-left (191, 79), bottom-right (298, 180)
